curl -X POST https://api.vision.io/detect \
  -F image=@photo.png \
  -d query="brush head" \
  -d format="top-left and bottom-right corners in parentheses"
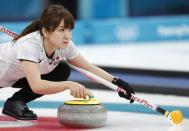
top-left (168, 110), bottom-right (183, 125)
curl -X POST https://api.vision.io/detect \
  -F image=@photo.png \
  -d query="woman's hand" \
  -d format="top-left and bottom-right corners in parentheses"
top-left (112, 77), bottom-right (135, 103)
top-left (66, 81), bottom-right (88, 99)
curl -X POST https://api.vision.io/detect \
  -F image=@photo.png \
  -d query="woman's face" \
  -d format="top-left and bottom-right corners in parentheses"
top-left (44, 19), bottom-right (72, 49)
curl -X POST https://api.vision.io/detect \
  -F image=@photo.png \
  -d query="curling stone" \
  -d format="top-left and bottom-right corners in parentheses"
top-left (57, 96), bottom-right (107, 128)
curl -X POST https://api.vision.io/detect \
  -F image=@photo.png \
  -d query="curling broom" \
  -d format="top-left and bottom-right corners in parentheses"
top-left (67, 63), bottom-right (183, 125)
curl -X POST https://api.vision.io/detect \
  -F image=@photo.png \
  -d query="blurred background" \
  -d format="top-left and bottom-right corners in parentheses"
top-left (0, 0), bottom-right (189, 96)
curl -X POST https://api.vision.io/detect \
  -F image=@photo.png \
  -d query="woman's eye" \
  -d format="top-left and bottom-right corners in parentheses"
top-left (59, 29), bottom-right (65, 32)
top-left (58, 28), bottom-right (72, 32)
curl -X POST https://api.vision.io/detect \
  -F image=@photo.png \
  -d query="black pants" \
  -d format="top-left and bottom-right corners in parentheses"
top-left (9, 62), bottom-right (71, 103)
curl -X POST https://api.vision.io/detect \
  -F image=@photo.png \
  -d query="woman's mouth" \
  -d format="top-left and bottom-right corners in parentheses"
top-left (63, 42), bottom-right (68, 44)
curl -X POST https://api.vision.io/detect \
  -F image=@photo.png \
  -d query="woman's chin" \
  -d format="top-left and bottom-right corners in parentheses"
top-left (59, 45), bottom-right (68, 49)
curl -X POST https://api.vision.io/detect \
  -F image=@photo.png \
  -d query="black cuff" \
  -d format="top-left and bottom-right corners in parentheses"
top-left (112, 77), bottom-right (119, 85)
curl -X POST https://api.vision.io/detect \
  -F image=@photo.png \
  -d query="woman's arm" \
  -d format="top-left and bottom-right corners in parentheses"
top-left (68, 53), bottom-right (114, 82)
top-left (20, 60), bottom-right (88, 98)
top-left (68, 53), bottom-right (135, 103)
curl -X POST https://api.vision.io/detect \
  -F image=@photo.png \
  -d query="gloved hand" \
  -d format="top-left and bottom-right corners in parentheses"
top-left (112, 77), bottom-right (135, 103)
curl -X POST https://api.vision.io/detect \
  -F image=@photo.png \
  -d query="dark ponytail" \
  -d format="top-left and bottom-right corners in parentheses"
top-left (14, 19), bottom-right (41, 40)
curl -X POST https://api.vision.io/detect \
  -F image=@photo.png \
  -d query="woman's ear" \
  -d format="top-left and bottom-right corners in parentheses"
top-left (42, 27), bottom-right (49, 38)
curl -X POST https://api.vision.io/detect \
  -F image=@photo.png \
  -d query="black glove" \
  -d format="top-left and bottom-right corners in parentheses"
top-left (112, 77), bottom-right (135, 103)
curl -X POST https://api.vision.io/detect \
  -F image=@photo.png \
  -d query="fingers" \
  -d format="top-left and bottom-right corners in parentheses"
top-left (78, 87), bottom-right (88, 99)
top-left (70, 91), bottom-right (76, 97)
top-left (130, 99), bottom-right (134, 103)
top-left (118, 87), bottom-right (135, 104)
top-left (129, 87), bottom-right (135, 103)
top-left (127, 86), bottom-right (135, 99)
top-left (83, 88), bottom-right (88, 98)
top-left (129, 87), bottom-right (135, 94)
top-left (69, 84), bottom-right (88, 98)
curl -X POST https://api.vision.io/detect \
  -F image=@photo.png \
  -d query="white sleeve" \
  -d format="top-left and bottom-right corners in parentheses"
top-left (17, 40), bottom-right (39, 63)
top-left (64, 40), bottom-right (79, 60)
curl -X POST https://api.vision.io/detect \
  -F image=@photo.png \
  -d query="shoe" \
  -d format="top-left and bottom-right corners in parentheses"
top-left (2, 98), bottom-right (37, 120)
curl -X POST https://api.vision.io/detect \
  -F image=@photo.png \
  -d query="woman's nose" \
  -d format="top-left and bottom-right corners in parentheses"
top-left (63, 30), bottom-right (71, 39)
